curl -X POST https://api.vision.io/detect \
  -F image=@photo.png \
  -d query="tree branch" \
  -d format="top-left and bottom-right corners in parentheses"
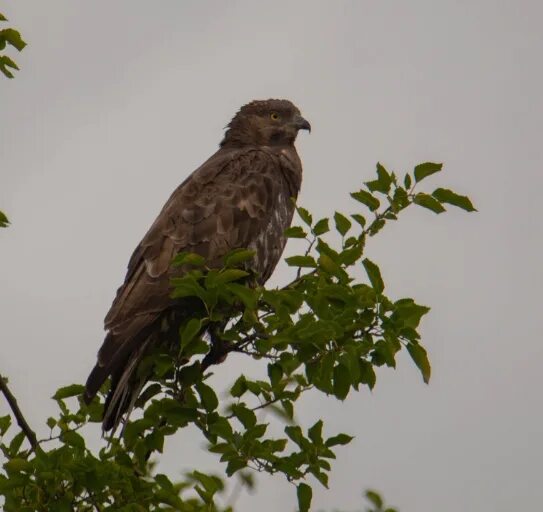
top-left (0, 373), bottom-right (38, 450)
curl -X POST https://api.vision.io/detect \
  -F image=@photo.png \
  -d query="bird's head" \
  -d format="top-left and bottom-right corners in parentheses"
top-left (220, 99), bottom-right (311, 148)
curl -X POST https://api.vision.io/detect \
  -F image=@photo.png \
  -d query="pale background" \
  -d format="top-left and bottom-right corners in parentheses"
top-left (1, 2), bottom-right (542, 511)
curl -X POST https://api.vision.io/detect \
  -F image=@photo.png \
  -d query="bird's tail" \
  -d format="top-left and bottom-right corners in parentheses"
top-left (84, 307), bottom-right (197, 434)
top-left (101, 336), bottom-right (154, 434)
top-left (84, 316), bottom-right (160, 434)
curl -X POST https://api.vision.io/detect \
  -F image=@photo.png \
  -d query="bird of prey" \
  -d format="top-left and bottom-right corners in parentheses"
top-left (84, 99), bottom-right (310, 432)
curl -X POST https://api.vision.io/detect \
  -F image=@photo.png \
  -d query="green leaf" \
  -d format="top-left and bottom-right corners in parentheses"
top-left (334, 212), bottom-right (352, 236)
top-left (267, 363), bottom-right (283, 387)
top-left (208, 417), bottom-right (233, 440)
top-left (313, 217), bottom-right (330, 235)
top-left (53, 384), bottom-right (85, 400)
top-left (231, 404), bottom-right (256, 429)
top-left (308, 420), bottom-right (323, 445)
top-left (154, 354), bottom-right (174, 377)
top-left (211, 268), bottom-right (249, 286)
top-left (432, 187), bottom-right (477, 212)
top-left (0, 415), bottom-right (10, 435)
top-left (380, 163), bottom-right (394, 182)
top-left (223, 248), bottom-right (255, 267)
top-left (0, 13), bottom-right (7, 21)
top-left (0, 211), bottom-right (9, 227)
top-left (366, 163), bottom-right (393, 194)
top-left (0, 54), bottom-right (17, 70)
top-left (392, 186), bottom-right (409, 211)
top-left (298, 318), bottom-right (336, 341)
top-left (413, 162), bottom-right (442, 182)
top-left (171, 251), bottom-right (206, 267)
top-left (296, 206), bottom-right (313, 226)
top-left (135, 383), bottom-right (162, 408)
top-left (226, 459), bottom-right (246, 476)
top-left (406, 342), bottom-right (431, 383)
top-left (155, 473), bottom-right (174, 491)
top-left (226, 282), bottom-right (258, 309)
top-left (285, 425), bottom-right (304, 446)
top-left (0, 29), bottom-right (27, 51)
top-left (9, 431), bottom-right (25, 454)
top-left (180, 318), bottom-right (203, 350)
top-left (165, 406), bottom-right (198, 425)
top-left (368, 218), bottom-right (386, 236)
top-left (351, 213), bottom-right (366, 228)
top-left (351, 190), bottom-right (380, 211)
top-left (192, 470), bottom-right (221, 494)
top-left (333, 364), bottom-right (350, 400)
top-left (359, 360), bottom-right (376, 390)
top-left (372, 338), bottom-right (398, 368)
top-left (177, 362), bottom-right (201, 386)
top-left (313, 470), bottom-right (329, 488)
top-left (413, 193), bottom-right (446, 214)
top-left (281, 400), bottom-right (294, 420)
top-left (366, 490), bottom-right (384, 508)
top-left (318, 253), bottom-right (346, 280)
top-left (0, 55), bottom-right (18, 78)
top-left (230, 375), bottom-right (247, 398)
top-left (4, 457), bottom-right (30, 473)
top-left (196, 381), bottom-right (219, 412)
top-left (393, 298), bottom-right (430, 329)
top-left (362, 258), bottom-right (384, 294)
top-left (189, 338), bottom-right (210, 355)
top-left (61, 430), bottom-right (85, 449)
top-left (285, 255), bottom-right (317, 268)
top-left (245, 380), bottom-right (264, 396)
top-left (238, 470), bottom-right (256, 489)
top-left (248, 423), bottom-right (267, 439)
top-left (403, 173), bottom-right (412, 189)
top-left (340, 242), bottom-right (363, 266)
top-left (285, 226), bottom-right (307, 238)
top-left (297, 483), bottom-right (312, 512)
top-left (325, 433), bottom-right (354, 447)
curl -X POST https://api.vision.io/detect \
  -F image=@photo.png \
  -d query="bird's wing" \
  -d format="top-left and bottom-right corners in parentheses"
top-left (85, 147), bottom-right (295, 402)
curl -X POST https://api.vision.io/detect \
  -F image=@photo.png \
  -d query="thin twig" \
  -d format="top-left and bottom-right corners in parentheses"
top-left (225, 384), bottom-right (313, 420)
top-left (0, 373), bottom-right (38, 450)
top-left (296, 236), bottom-right (316, 281)
top-left (37, 423), bottom-right (85, 444)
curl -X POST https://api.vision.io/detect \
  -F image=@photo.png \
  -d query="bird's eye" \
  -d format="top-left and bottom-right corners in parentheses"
top-left (270, 112), bottom-right (280, 121)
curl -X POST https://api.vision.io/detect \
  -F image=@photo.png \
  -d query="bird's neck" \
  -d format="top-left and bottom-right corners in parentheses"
top-left (220, 125), bottom-right (297, 149)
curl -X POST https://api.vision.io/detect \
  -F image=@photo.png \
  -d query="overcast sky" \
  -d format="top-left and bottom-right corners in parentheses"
top-left (1, 2), bottom-right (542, 511)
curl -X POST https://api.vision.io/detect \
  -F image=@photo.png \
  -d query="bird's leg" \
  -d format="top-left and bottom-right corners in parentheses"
top-left (201, 320), bottom-right (232, 371)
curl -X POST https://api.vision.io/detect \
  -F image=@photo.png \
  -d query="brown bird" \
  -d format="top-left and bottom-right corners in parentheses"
top-left (84, 99), bottom-right (310, 432)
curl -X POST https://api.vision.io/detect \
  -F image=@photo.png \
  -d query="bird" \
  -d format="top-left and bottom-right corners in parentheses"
top-left (83, 99), bottom-right (310, 432)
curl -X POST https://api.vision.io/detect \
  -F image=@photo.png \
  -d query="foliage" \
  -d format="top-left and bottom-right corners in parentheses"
top-left (0, 211), bottom-right (8, 228)
top-left (0, 162), bottom-right (475, 510)
top-left (363, 489), bottom-right (397, 512)
top-left (0, 11), bottom-right (26, 79)
top-left (324, 489), bottom-right (398, 512)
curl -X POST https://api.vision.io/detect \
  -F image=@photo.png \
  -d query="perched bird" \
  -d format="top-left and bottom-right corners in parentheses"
top-left (84, 99), bottom-right (310, 432)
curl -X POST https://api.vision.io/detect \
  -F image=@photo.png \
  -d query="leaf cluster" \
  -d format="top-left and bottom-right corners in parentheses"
top-left (0, 162), bottom-right (475, 511)
top-left (0, 12), bottom-right (26, 79)
top-left (0, 211), bottom-right (8, 228)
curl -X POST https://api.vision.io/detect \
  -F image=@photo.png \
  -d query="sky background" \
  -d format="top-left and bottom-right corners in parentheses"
top-left (1, 1), bottom-right (542, 511)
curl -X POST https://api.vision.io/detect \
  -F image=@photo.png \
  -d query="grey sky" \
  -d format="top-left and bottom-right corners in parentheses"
top-left (1, 1), bottom-right (542, 511)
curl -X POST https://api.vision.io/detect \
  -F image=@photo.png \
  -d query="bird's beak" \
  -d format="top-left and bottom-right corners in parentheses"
top-left (293, 114), bottom-right (311, 133)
